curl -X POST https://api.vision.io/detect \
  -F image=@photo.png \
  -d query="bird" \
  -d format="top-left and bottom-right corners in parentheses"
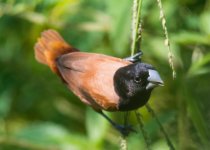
top-left (34, 29), bottom-right (163, 136)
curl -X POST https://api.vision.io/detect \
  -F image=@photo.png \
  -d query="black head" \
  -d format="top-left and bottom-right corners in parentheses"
top-left (113, 62), bottom-right (163, 111)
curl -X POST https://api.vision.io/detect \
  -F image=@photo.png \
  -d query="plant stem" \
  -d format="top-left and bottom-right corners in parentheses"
top-left (135, 111), bottom-right (151, 150)
top-left (131, 0), bottom-right (143, 56)
top-left (178, 88), bottom-right (190, 150)
top-left (156, 0), bottom-right (176, 79)
top-left (145, 104), bottom-right (175, 150)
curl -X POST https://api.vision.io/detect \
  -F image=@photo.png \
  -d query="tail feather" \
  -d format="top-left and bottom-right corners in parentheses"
top-left (34, 29), bottom-right (78, 73)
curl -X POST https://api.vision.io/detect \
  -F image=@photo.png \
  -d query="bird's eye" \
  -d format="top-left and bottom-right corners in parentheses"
top-left (134, 77), bottom-right (141, 83)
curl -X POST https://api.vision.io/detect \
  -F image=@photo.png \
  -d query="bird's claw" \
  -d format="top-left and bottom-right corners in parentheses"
top-left (115, 124), bottom-right (137, 137)
top-left (124, 51), bottom-right (143, 63)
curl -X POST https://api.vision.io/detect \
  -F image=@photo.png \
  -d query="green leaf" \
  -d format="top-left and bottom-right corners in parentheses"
top-left (187, 53), bottom-right (210, 78)
top-left (184, 89), bottom-right (210, 148)
top-left (152, 139), bottom-right (172, 150)
top-left (105, 0), bottom-right (132, 55)
top-left (200, 11), bottom-right (210, 34)
top-left (0, 91), bottom-right (11, 118)
top-left (86, 108), bottom-right (108, 147)
top-left (14, 122), bottom-right (89, 149)
top-left (172, 31), bottom-right (210, 45)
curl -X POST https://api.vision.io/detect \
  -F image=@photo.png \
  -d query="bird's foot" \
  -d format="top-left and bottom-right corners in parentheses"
top-left (124, 51), bottom-right (143, 63)
top-left (114, 124), bottom-right (137, 137)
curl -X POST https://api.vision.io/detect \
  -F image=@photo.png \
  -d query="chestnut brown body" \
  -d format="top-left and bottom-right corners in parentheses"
top-left (35, 30), bottom-right (131, 111)
top-left (57, 52), bottom-right (131, 111)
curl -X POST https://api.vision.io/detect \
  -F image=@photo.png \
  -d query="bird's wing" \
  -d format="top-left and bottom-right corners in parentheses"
top-left (57, 52), bottom-right (131, 111)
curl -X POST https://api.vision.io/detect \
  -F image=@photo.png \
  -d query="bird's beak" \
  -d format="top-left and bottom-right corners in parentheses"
top-left (146, 69), bottom-right (164, 90)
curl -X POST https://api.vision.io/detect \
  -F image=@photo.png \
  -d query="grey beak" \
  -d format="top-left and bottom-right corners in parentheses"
top-left (146, 69), bottom-right (164, 90)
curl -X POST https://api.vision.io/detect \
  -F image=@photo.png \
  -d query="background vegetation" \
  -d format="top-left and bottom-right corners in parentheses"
top-left (0, 0), bottom-right (210, 149)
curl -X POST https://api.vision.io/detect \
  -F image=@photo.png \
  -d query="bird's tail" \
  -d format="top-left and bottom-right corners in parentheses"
top-left (34, 29), bottom-right (78, 73)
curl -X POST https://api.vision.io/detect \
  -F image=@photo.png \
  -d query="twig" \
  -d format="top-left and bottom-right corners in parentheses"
top-left (145, 104), bottom-right (175, 150)
top-left (156, 0), bottom-right (176, 79)
top-left (135, 111), bottom-right (151, 150)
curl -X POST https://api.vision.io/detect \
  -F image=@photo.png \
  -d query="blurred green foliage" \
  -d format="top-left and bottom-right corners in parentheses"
top-left (0, 0), bottom-right (210, 149)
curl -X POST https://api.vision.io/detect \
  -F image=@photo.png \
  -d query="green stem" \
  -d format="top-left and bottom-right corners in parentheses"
top-left (131, 0), bottom-right (143, 56)
top-left (156, 0), bottom-right (176, 79)
top-left (145, 104), bottom-right (175, 150)
top-left (178, 86), bottom-right (190, 150)
top-left (135, 111), bottom-right (151, 150)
